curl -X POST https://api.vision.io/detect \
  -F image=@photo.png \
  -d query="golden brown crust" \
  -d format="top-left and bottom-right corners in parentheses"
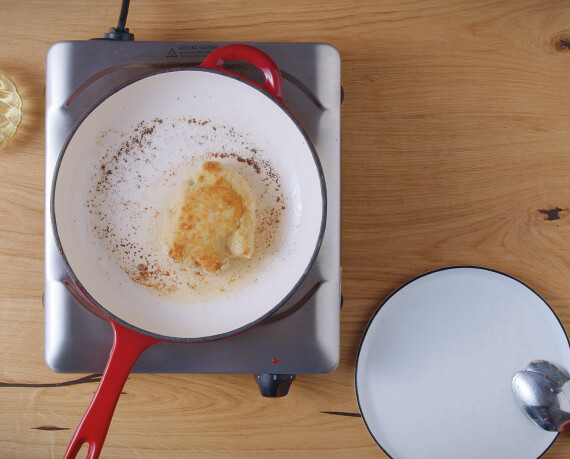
top-left (203, 161), bottom-right (222, 173)
top-left (163, 161), bottom-right (255, 273)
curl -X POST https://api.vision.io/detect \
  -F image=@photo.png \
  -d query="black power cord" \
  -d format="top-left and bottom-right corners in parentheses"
top-left (116, 0), bottom-right (130, 32)
top-left (94, 0), bottom-right (135, 41)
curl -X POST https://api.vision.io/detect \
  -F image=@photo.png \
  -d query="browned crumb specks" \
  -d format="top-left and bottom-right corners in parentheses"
top-left (87, 116), bottom-right (286, 298)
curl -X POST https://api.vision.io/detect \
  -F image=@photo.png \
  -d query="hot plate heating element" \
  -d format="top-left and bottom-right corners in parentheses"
top-left (45, 41), bottom-right (341, 396)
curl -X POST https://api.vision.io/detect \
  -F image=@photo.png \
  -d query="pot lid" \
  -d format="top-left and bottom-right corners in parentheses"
top-left (355, 266), bottom-right (570, 459)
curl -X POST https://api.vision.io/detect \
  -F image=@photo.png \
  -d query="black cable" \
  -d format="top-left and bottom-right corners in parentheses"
top-left (116, 0), bottom-right (130, 32)
top-left (95, 0), bottom-right (134, 40)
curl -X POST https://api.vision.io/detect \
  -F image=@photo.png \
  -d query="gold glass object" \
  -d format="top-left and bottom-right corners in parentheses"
top-left (0, 72), bottom-right (23, 149)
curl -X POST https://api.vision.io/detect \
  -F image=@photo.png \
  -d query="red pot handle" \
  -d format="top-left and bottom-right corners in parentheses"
top-left (199, 44), bottom-right (284, 102)
top-left (63, 320), bottom-right (159, 459)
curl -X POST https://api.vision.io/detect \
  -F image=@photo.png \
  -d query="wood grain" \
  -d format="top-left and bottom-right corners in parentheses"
top-left (1, 0), bottom-right (570, 457)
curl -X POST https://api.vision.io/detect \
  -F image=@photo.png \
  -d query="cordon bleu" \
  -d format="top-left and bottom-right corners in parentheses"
top-left (162, 161), bottom-right (255, 273)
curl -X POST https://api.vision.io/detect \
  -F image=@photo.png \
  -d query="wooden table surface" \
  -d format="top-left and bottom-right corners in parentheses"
top-left (2, 0), bottom-right (570, 457)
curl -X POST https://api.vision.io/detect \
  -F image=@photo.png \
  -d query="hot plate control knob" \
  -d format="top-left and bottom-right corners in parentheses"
top-left (254, 374), bottom-right (296, 397)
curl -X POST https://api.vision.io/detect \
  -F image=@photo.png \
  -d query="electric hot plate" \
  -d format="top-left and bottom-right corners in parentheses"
top-left (45, 41), bottom-right (341, 397)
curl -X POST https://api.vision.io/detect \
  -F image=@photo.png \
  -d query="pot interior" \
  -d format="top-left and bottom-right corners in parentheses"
top-left (53, 69), bottom-right (325, 340)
